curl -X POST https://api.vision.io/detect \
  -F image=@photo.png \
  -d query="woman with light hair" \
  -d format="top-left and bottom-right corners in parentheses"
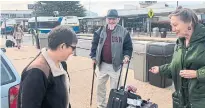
top-left (149, 6), bottom-right (205, 108)
top-left (13, 24), bottom-right (24, 49)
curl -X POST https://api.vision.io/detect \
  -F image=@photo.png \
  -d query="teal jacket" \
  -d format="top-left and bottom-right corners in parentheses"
top-left (159, 23), bottom-right (205, 108)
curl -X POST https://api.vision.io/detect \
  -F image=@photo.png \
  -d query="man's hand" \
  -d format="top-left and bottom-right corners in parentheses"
top-left (179, 70), bottom-right (197, 79)
top-left (123, 56), bottom-right (130, 64)
top-left (92, 60), bottom-right (97, 76)
top-left (125, 85), bottom-right (137, 93)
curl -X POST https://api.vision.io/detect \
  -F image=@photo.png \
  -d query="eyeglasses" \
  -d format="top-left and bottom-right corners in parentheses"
top-left (69, 45), bottom-right (76, 51)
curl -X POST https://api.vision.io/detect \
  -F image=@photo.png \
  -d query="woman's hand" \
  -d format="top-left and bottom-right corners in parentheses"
top-left (149, 66), bottom-right (160, 74)
top-left (179, 70), bottom-right (197, 79)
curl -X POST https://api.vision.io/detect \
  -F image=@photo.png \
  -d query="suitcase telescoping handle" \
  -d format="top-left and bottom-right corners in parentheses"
top-left (116, 61), bottom-right (130, 90)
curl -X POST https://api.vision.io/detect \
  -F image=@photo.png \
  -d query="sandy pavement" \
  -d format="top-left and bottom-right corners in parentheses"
top-left (5, 46), bottom-right (173, 108)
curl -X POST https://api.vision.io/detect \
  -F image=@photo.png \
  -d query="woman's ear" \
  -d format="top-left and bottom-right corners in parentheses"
top-left (188, 23), bottom-right (192, 31)
top-left (59, 43), bottom-right (66, 49)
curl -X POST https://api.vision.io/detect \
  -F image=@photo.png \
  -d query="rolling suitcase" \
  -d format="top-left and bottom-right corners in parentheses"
top-left (107, 61), bottom-right (158, 108)
top-left (107, 62), bottom-right (141, 108)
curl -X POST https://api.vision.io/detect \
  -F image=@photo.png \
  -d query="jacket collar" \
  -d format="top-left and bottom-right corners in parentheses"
top-left (41, 48), bottom-right (67, 77)
top-left (177, 23), bottom-right (205, 46)
top-left (189, 23), bottom-right (205, 45)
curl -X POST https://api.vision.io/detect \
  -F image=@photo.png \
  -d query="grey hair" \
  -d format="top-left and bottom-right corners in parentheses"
top-left (169, 6), bottom-right (198, 28)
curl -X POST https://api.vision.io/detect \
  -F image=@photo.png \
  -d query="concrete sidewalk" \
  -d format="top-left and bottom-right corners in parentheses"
top-left (78, 36), bottom-right (177, 43)
top-left (77, 32), bottom-right (177, 42)
top-left (5, 46), bottom-right (173, 108)
top-left (77, 32), bottom-right (176, 38)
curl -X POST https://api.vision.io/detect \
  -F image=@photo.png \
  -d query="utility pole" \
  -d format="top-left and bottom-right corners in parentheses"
top-left (149, 18), bottom-right (151, 37)
top-left (34, 3), bottom-right (40, 49)
top-left (177, 1), bottom-right (179, 7)
top-left (89, 0), bottom-right (91, 16)
top-left (4, 18), bottom-right (7, 39)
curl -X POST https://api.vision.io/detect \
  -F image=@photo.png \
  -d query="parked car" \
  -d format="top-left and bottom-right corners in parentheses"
top-left (1, 48), bottom-right (20, 108)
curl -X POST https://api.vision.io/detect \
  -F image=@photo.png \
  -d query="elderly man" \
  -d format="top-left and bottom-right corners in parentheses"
top-left (90, 9), bottom-right (133, 108)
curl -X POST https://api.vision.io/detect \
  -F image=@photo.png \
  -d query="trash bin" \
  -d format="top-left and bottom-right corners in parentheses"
top-left (133, 41), bottom-right (152, 82)
top-left (146, 42), bottom-right (175, 88)
top-left (152, 27), bottom-right (159, 37)
top-left (39, 33), bottom-right (48, 49)
top-left (160, 28), bottom-right (167, 38)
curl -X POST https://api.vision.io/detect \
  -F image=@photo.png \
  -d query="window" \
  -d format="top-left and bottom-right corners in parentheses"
top-left (28, 21), bottom-right (60, 29)
top-left (24, 14), bottom-right (32, 18)
top-left (1, 14), bottom-right (9, 18)
top-left (201, 14), bottom-right (205, 20)
top-left (28, 22), bottom-right (35, 28)
top-left (1, 56), bottom-right (16, 85)
top-left (10, 14), bottom-right (16, 18)
top-left (38, 21), bottom-right (60, 28)
top-left (16, 14), bottom-right (24, 18)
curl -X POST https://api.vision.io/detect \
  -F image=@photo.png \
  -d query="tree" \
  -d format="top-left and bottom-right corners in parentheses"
top-left (34, 1), bottom-right (86, 17)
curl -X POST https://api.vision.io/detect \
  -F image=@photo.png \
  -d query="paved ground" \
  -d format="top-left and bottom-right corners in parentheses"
top-left (1, 34), bottom-right (175, 108)
top-left (3, 45), bottom-right (173, 108)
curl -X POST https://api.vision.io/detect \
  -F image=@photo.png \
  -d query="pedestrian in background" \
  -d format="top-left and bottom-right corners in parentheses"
top-left (30, 29), bottom-right (36, 46)
top-left (13, 24), bottom-right (24, 49)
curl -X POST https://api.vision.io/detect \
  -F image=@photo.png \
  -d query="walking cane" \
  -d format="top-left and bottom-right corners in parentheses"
top-left (90, 63), bottom-right (96, 106)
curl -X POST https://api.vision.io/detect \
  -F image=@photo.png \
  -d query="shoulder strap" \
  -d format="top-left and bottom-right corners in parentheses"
top-left (25, 52), bottom-right (53, 85)
top-left (23, 52), bottom-right (42, 73)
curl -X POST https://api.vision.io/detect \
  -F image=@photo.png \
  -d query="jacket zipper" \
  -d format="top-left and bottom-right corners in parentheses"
top-left (181, 44), bottom-right (192, 107)
top-left (179, 46), bottom-right (186, 107)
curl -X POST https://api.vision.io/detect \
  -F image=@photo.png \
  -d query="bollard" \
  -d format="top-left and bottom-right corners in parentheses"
top-left (131, 28), bottom-right (134, 35)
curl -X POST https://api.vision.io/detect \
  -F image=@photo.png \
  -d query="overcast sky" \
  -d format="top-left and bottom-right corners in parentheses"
top-left (1, 1), bottom-right (204, 16)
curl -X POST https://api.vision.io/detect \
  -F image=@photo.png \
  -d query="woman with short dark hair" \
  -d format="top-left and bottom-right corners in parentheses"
top-left (18, 25), bottom-right (77, 108)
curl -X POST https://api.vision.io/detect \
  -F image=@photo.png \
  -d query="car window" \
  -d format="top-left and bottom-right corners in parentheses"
top-left (1, 56), bottom-right (16, 85)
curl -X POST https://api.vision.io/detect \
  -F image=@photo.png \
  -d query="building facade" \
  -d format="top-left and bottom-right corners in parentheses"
top-left (1, 10), bottom-right (32, 19)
